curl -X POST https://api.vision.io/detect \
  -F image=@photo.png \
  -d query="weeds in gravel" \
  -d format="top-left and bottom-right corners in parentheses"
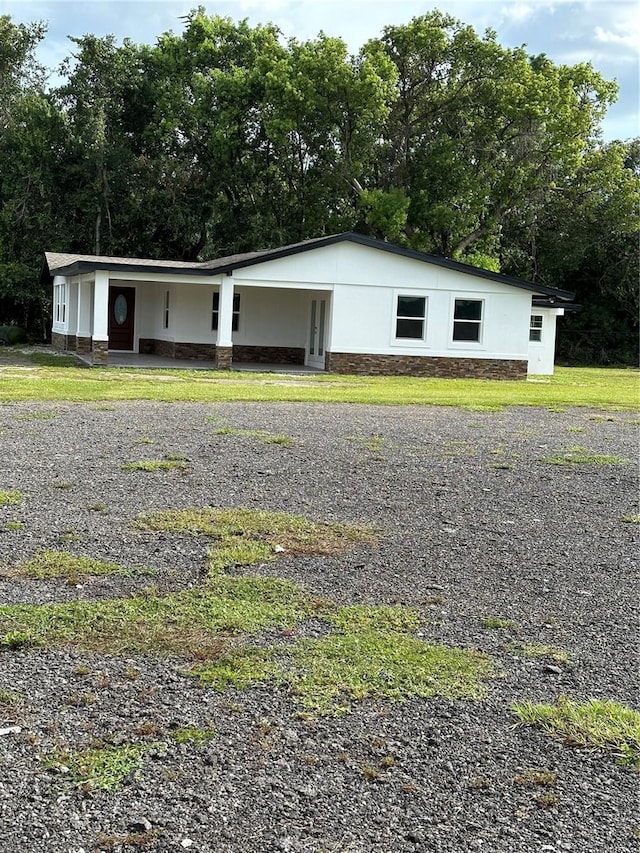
top-left (0, 551), bottom-right (135, 583)
top-left (512, 696), bottom-right (640, 766)
top-left (43, 742), bottom-right (153, 791)
top-left (192, 603), bottom-right (494, 716)
top-left (541, 446), bottom-right (628, 466)
top-left (482, 616), bottom-right (518, 630)
top-left (0, 575), bottom-right (318, 657)
top-left (215, 426), bottom-right (295, 446)
top-left (0, 489), bottom-right (22, 506)
top-left (95, 831), bottom-right (161, 851)
top-left (51, 481), bottom-right (74, 489)
top-left (122, 455), bottom-right (189, 472)
top-left (169, 727), bottom-right (216, 745)
top-left (620, 514), bottom-right (640, 523)
top-left (15, 411), bottom-right (58, 420)
top-left (346, 435), bottom-right (385, 455)
top-left (133, 507), bottom-right (375, 576)
top-left (517, 643), bottom-right (572, 666)
top-left (513, 768), bottom-right (557, 787)
top-left (5, 521), bottom-right (24, 530)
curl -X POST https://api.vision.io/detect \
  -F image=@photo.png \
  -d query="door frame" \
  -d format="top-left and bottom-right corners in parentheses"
top-left (306, 294), bottom-right (329, 369)
top-left (108, 285), bottom-right (136, 351)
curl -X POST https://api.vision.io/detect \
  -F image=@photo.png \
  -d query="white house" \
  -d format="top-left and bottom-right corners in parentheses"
top-left (44, 232), bottom-right (573, 377)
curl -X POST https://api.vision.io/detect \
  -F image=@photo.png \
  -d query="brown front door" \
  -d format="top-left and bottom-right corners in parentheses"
top-left (108, 287), bottom-right (135, 350)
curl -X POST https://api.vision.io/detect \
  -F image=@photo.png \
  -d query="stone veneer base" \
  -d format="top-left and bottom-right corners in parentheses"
top-left (91, 340), bottom-right (108, 365)
top-left (215, 346), bottom-right (233, 369)
top-left (233, 345), bottom-right (305, 365)
top-left (325, 352), bottom-right (527, 380)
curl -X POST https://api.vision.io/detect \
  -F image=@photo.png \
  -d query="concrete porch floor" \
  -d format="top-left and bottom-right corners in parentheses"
top-left (77, 351), bottom-right (325, 375)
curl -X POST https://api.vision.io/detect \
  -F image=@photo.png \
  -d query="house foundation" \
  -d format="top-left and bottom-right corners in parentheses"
top-left (325, 352), bottom-right (528, 380)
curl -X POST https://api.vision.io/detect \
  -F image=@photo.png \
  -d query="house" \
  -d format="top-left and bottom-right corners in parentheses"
top-left (44, 232), bottom-right (573, 377)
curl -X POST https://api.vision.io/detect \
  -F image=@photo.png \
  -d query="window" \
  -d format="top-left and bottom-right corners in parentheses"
top-left (54, 283), bottom-right (67, 324)
top-left (453, 299), bottom-right (483, 342)
top-left (395, 295), bottom-right (426, 339)
top-left (529, 314), bottom-right (543, 342)
top-left (212, 291), bottom-right (240, 332)
top-left (163, 290), bottom-right (170, 329)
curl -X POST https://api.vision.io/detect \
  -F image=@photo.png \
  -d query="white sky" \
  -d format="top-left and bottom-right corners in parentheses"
top-left (2, 0), bottom-right (638, 141)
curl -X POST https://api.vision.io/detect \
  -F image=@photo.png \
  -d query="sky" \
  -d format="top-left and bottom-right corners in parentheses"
top-left (2, 0), bottom-right (638, 141)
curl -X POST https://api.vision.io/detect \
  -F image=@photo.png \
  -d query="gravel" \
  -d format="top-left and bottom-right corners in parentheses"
top-left (0, 399), bottom-right (637, 853)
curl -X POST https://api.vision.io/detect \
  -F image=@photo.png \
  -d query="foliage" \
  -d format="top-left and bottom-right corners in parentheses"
top-left (0, 9), bottom-right (636, 362)
top-left (513, 696), bottom-right (640, 766)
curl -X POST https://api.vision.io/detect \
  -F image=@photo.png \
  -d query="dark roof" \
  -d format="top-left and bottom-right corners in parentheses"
top-left (43, 233), bottom-right (575, 301)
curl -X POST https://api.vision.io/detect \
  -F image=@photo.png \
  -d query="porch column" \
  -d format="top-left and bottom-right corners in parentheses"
top-left (76, 278), bottom-right (92, 355)
top-left (92, 270), bottom-right (109, 365)
top-left (215, 274), bottom-right (234, 369)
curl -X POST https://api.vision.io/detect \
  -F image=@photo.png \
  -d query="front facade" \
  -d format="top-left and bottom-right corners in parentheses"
top-left (46, 233), bottom-right (573, 377)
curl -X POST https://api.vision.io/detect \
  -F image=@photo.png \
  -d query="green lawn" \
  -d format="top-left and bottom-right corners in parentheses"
top-left (0, 361), bottom-right (637, 410)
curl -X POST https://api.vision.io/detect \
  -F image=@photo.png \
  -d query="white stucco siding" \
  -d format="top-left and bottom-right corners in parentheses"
top-left (330, 282), bottom-right (532, 359)
top-left (238, 242), bottom-right (533, 360)
top-left (233, 287), bottom-right (307, 348)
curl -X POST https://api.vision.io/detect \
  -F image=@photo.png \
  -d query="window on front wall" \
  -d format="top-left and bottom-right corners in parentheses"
top-left (529, 314), bottom-right (543, 342)
top-left (395, 295), bottom-right (426, 339)
top-left (163, 290), bottom-right (170, 329)
top-left (212, 291), bottom-right (240, 332)
top-left (54, 283), bottom-right (66, 324)
top-left (453, 298), bottom-right (483, 342)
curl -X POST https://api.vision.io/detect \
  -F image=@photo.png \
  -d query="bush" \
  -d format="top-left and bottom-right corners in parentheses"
top-left (0, 325), bottom-right (27, 345)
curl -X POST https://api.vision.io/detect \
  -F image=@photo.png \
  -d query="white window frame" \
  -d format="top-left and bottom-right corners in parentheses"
top-left (391, 290), bottom-right (429, 346)
top-left (451, 296), bottom-right (484, 346)
top-left (163, 290), bottom-right (170, 330)
top-left (212, 290), bottom-right (240, 333)
top-left (529, 314), bottom-right (543, 342)
top-left (53, 282), bottom-right (67, 327)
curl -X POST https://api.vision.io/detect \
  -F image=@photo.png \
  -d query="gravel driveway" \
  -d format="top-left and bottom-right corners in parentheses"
top-left (0, 400), bottom-right (637, 853)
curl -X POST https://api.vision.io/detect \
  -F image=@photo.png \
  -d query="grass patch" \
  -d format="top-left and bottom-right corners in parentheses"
top-left (133, 507), bottom-right (374, 576)
top-left (518, 643), bottom-right (571, 666)
top-left (43, 742), bottom-right (152, 791)
top-left (0, 365), bottom-right (636, 410)
top-left (169, 727), bottom-right (216, 745)
top-left (620, 514), bottom-right (640, 524)
top-left (346, 435), bottom-right (385, 454)
top-left (0, 575), bottom-right (318, 657)
top-left (30, 352), bottom-right (87, 368)
top-left (5, 521), bottom-right (24, 531)
top-left (513, 696), bottom-right (640, 766)
top-left (0, 490), bottom-right (23, 506)
top-left (215, 427), bottom-right (294, 446)
top-left (193, 603), bottom-right (494, 716)
top-left (482, 616), bottom-right (518, 630)
top-left (122, 455), bottom-right (189, 472)
top-left (541, 446), bottom-right (628, 466)
top-left (0, 551), bottom-right (133, 583)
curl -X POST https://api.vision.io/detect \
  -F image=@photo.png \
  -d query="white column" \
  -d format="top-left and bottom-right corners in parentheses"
top-left (216, 275), bottom-right (234, 347)
top-left (77, 278), bottom-right (92, 337)
top-left (92, 270), bottom-right (109, 343)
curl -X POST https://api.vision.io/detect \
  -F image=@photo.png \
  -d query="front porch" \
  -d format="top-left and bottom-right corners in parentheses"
top-left (74, 351), bottom-right (325, 374)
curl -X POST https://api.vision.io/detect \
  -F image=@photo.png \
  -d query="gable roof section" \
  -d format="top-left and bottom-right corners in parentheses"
top-left (43, 233), bottom-right (575, 301)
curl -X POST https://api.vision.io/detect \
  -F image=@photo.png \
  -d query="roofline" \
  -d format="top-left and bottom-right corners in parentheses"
top-left (42, 233), bottom-right (575, 301)
top-left (208, 232), bottom-right (575, 300)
